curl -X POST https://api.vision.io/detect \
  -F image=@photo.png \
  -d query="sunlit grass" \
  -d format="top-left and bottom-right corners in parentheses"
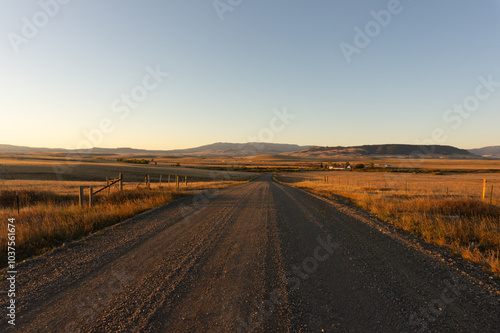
top-left (0, 180), bottom-right (246, 266)
top-left (277, 171), bottom-right (500, 276)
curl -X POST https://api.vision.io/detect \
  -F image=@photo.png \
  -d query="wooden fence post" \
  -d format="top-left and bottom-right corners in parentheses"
top-left (106, 177), bottom-right (110, 196)
top-left (159, 175), bottom-right (162, 187)
top-left (483, 179), bottom-right (487, 201)
top-left (16, 190), bottom-right (19, 214)
top-left (119, 173), bottom-right (123, 191)
top-left (79, 186), bottom-right (84, 207)
top-left (176, 175), bottom-right (179, 189)
top-left (185, 176), bottom-right (187, 186)
top-left (89, 187), bottom-right (93, 208)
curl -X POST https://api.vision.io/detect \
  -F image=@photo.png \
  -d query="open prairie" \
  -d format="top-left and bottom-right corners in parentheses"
top-left (276, 168), bottom-right (500, 276)
top-left (2, 174), bottom-right (500, 332)
top-left (0, 154), bottom-right (254, 199)
top-left (0, 153), bottom-right (255, 266)
top-left (0, 153), bottom-right (254, 182)
top-left (159, 154), bottom-right (500, 171)
top-left (277, 170), bottom-right (500, 202)
top-left (2, 153), bottom-right (500, 331)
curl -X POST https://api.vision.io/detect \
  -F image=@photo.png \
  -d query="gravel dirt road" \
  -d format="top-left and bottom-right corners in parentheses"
top-left (1, 174), bottom-right (499, 332)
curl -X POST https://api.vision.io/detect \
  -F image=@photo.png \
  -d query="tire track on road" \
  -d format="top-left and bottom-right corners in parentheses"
top-left (2, 175), bottom-right (499, 332)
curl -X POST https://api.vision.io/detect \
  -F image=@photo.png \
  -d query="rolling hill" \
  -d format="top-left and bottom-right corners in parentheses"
top-left (468, 146), bottom-right (500, 158)
top-left (284, 144), bottom-right (480, 159)
top-left (0, 143), bottom-right (309, 157)
top-left (0, 143), bottom-right (489, 159)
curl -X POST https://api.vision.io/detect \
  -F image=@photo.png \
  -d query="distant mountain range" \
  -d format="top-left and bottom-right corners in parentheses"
top-left (468, 146), bottom-right (500, 158)
top-left (283, 144), bottom-right (479, 159)
top-left (0, 142), bottom-right (309, 157)
top-left (0, 142), bottom-right (494, 159)
top-left (164, 142), bottom-right (310, 156)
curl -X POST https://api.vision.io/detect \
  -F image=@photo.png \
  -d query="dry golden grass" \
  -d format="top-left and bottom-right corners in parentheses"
top-left (0, 179), bottom-right (243, 197)
top-left (0, 153), bottom-right (253, 266)
top-left (0, 188), bottom-right (181, 265)
top-left (277, 171), bottom-right (500, 276)
top-left (0, 178), bottom-right (247, 266)
top-left (0, 154), bottom-right (255, 182)
top-left (331, 158), bottom-right (500, 170)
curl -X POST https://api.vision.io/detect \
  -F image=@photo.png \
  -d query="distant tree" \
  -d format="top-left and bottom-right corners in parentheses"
top-left (117, 158), bottom-right (149, 164)
top-left (345, 162), bottom-right (350, 168)
top-left (354, 163), bottom-right (365, 169)
top-left (369, 162), bottom-right (375, 169)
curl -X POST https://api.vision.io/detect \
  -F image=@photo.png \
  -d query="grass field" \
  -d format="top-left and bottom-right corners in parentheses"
top-left (276, 170), bottom-right (500, 276)
top-left (279, 171), bottom-right (500, 203)
top-left (0, 154), bottom-right (254, 182)
top-left (0, 154), bottom-right (255, 267)
top-left (2, 153), bottom-right (500, 274)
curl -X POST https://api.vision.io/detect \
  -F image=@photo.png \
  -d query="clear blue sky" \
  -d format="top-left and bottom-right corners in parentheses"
top-left (1, 0), bottom-right (499, 150)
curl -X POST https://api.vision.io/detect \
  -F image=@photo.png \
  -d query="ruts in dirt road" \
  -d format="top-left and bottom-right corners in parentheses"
top-left (1, 175), bottom-right (499, 332)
